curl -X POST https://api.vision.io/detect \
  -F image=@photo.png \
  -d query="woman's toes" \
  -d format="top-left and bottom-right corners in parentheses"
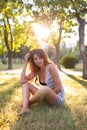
top-left (19, 108), bottom-right (30, 116)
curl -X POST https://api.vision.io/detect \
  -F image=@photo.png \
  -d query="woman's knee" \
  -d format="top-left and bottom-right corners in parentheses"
top-left (22, 82), bottom-right (31, 89)
top-left (39, 86), bottom-right (51, 94)
top-left (22, 82), bottom-right (38, 93)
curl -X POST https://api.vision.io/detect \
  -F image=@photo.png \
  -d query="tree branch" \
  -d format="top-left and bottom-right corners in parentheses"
top-left (6, 16), bottom-right (13, 51)
top-left (80, 8), bottom-right (87, 13)
top-left (70, 0), bottom-right (78, 14)
top-left (3, 18), bottom-right (10, 52)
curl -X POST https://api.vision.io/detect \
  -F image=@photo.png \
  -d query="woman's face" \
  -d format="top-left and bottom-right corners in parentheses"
top-left (33, 54), bottom-right (44, 67)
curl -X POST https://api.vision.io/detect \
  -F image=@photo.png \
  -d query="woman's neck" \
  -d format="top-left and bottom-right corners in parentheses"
top-left (40, 65), bottom-right (46, 71)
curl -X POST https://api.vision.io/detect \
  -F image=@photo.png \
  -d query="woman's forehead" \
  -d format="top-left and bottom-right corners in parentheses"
top-left (33, 53), bottom-right (39, 57)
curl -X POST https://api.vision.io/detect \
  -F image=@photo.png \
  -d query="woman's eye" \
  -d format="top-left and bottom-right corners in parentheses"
top-left (34, 58), bottom-right (38, 60)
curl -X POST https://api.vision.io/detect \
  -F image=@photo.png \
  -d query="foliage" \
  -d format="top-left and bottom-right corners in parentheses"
top-left (45, 46), bottom-right (56, 63)
top-left (61, 54), bottom-right (79, 68)
top-left (0, 0), bottom-right (41, 69)
top-left (60, 43), bottom-right (81, 60)
top-left (1, 55), bottom-right (7, 64)
top-left (0, 0), bottom-right (25, 69)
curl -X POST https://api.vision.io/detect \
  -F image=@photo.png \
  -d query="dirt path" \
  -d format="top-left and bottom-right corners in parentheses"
top-left (60, 68), bottom-right (82, 76)
top-left (0, 68), bottom-right (22, 74)
top-left (0, 69), bottom-right (22, 80)
top-left (0, 68), bottom-right (82, 77)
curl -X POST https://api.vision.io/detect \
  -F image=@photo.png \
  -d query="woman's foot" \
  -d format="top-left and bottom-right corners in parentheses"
top-left (19, 107), bottom-right (30, 116)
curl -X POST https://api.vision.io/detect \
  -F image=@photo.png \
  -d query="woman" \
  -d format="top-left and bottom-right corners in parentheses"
top-left (19, 48), bottom-right (65, 115)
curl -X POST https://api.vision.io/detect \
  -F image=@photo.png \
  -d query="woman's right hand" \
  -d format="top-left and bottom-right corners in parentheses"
top-left (24, 53), bottom-right (30, 63)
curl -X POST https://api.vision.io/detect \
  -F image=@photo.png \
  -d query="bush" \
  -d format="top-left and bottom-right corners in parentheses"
top-left (2, 57), bottom-right (7, 64)
top-left (61, 55), bottom-right (79, 68)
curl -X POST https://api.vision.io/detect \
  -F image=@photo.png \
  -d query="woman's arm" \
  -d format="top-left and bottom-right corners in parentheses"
top-left (20, 53), bottom-right (34, 84)
top-left (49, 64), bottom-right (62, 93)
top-left (20, 61), bottom-right (28, 84)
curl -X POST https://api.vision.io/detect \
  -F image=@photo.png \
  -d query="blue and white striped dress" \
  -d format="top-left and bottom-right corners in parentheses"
top-left (45, 64), bottom-right (65, 105)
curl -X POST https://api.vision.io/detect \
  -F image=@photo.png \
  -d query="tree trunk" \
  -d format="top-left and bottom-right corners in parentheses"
top-left (55, 43), bottom-right (61, 70)
top-left (55, 19), bottom-right (64, 70)
top-left (79, 20), bottom-right (87, 79)
top-left (3, 17), bottom-right (13, 70)
top-left (83, 58), bottom-right (87, 79)
top-left (8, 51), bottom-right (13, 69)
top-left (78, 19), bottom-right (87, 79)
top-left (70, 0), bottom-right (87, 79)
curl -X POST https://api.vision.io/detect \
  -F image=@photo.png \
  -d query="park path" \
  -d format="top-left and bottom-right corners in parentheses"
top-left (0, 68), bottom-right (82, 77)
top-left (59, 68), bottom-right (82, 76)
top-left (0, 68), bottom-right (82, 85)
top-left (0, 69), bottom-right (22, 80)
top-left (0, 68), bottom-right (22, 74)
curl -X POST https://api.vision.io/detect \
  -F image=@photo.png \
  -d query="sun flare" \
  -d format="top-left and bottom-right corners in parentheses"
top-left (32, 23), bottom-right (50, 40)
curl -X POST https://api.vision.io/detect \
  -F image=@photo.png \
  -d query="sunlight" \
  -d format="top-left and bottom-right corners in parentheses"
top-left (33, 23), bottom-right (50, 40)
top-left (33, 23), bottom-right (50, 41)
top-left (32, 23), bottom-right (50, 47)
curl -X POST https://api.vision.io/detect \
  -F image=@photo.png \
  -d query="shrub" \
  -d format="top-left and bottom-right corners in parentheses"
top-left (2, 58), bottom-right (7, 64)
top-left (61, 55), bottom-right (79, 68)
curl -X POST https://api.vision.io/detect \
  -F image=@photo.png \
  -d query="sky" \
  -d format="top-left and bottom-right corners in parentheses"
top-left (65, 25), bottom-right (87, 48)
top-left (32, 22), bottom-right (87, 48)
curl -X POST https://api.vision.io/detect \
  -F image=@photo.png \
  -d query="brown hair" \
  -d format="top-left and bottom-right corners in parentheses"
top-left (29, 48), bottom-right (52, 76)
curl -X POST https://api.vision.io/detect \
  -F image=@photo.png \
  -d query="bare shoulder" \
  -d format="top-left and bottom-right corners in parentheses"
top-left (49, 64), bottom-right (60, 81)
top-left (49, 64), bottom-right (58, 72)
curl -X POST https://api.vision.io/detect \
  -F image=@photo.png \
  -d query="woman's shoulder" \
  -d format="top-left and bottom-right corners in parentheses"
top-left (47, 63), bottom-right (56, 69)
top-left (48, 64), bottom-right (60, 77)
top-left (46, 63), bottom-right (57, 73)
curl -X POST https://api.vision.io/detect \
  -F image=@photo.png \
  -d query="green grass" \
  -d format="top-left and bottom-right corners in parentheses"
top-left (75, 62), bottom-right (83, 71)
top-left (0, 59), bottom-right (24, 70)
top-left (0, 68), bottom-right (87, 130)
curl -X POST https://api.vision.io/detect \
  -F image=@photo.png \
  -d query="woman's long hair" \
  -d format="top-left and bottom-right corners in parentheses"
top-left (29, 49), bottom-right (52, 76)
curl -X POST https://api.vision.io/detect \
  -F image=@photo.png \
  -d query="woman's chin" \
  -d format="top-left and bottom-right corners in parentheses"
top-left (37, 64), bottom-right (43, 67)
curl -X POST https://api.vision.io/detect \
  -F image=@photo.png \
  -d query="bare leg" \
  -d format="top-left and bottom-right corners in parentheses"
top-left (19, 82), bottom-right (38, 115)
top-left (29, 86), bottom-right (58, 105)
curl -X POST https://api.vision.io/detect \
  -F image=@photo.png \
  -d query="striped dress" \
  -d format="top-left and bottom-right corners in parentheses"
top-left (45, 64), bottom-right (65, 105)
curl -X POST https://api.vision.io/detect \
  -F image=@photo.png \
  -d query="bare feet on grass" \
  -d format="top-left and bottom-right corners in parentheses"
top-left (19, 107), bottom-right (30, 116)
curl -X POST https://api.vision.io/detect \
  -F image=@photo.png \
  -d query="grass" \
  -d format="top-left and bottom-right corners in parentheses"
top-left (75, 63), bottom-right (83, 71)
top-left (0, 59), bottom-right (24, 70)
top-left (0, 63), bottom-right (87, 130)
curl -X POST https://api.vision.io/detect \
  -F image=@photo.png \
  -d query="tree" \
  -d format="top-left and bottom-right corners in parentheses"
top-left (0, 0), bottom-right (40, 69)
top-left (68, 0), bottom-right (87, 79)
top-left (0, 0), bottom-right (24, 69)
top-left (47, 19), bottom-right (65, 70)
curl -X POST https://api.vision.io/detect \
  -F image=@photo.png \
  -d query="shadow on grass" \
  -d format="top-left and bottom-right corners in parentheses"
top-left (0, 78), bottom-right (17, 88)
top-left (62, 70), bottom-right (87, 89)
top-left (11, 102), bottom-right (78, 130)
top-left (0, 78), bottom-right (21, 110)
top-left (0, 82), bottom-right (8, 87)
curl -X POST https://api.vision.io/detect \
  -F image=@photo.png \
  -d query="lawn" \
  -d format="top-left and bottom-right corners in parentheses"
top-left (0, 59), bottom-right (24, 70)
top-left (0, 66), bottom-right (87, 130)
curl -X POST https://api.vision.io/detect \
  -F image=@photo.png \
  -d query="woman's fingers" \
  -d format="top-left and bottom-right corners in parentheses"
top-left (24, 53), bottom-right (30, 61)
